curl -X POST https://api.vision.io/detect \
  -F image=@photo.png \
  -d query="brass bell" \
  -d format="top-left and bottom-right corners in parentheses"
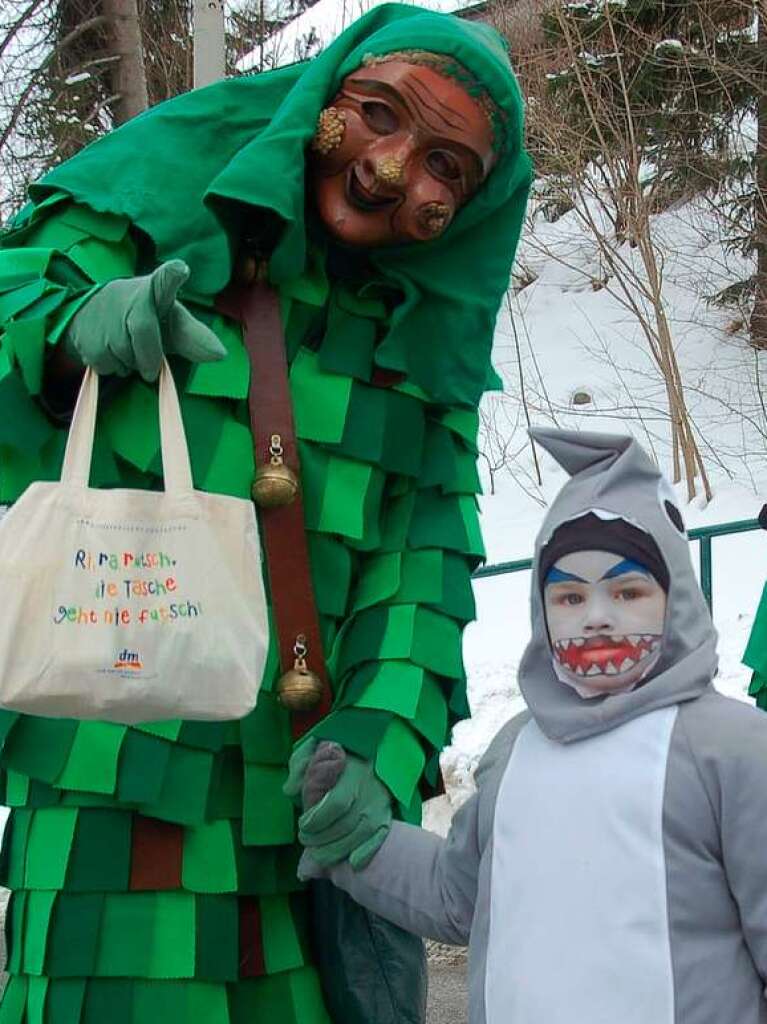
top-left (277, 635), bottom-right (324, 710)
top-left (277, 665), bottom-right (324, 710)
top-left (252, 434), bottom-right (299, 508)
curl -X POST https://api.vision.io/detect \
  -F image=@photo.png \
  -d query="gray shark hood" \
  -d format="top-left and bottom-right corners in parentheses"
top-left (518, 427), bottom-right (718, 743)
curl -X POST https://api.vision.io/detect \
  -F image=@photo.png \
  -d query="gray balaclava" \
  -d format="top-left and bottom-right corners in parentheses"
top-left (518, 427), bottom-right (718, 744)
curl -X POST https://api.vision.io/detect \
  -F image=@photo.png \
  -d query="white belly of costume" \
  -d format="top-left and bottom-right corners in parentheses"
top-left (485, 707), bottom-right (677, 1024)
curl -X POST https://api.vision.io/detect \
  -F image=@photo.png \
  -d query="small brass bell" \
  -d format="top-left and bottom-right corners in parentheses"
top-left (277, 634), bottom-right (324, 711)
top-left (252, 433), bottom-right (299, 508)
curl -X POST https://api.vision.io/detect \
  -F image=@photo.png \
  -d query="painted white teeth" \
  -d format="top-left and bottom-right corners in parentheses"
top-left (604, 661), bottom-right (619, 675)
top-left (574, 665), bottom-right (585, 676)
top-left (613, 635), bottom-right (624, 643)
top-left (571, 637), bottom-right (585, 647)
top-left (619, 657), bottom-right (634, 672)
top-left (561, 638), bottom-right (571, 650)
top-left (628, 634), bottom-right (641, 645)
top-left (586, 664), bottom-right (602, 676)
top-left (650, 639), bottom-right (661, 650)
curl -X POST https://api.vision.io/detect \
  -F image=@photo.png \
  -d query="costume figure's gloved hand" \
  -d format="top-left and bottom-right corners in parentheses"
top-left (62, 259), bottom-right (226, 382)
top-left (284, 737), bottom-right (321, 805)
top-left (284, 740), bottom-right (392, 870)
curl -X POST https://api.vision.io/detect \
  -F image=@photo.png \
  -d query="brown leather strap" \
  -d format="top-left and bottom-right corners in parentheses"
top-left (129, 815), bottom-right (183, 890)
top-left (239, 897), bottom-right (267, 977)
top-left (217, 282), bottom-right (332, 738)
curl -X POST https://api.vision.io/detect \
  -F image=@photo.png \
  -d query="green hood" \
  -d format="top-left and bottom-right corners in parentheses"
top-left (34, 3), bottom-right (532, 406)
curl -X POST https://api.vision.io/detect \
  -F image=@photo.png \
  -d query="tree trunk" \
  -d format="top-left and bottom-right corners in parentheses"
top-left (102, 0), bottom-right (148, 124)
top-left (750, 1), bottom-right (767, 349)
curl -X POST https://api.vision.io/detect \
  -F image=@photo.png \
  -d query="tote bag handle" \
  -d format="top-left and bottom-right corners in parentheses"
top-left (60, 359), bottom-right (194, 493)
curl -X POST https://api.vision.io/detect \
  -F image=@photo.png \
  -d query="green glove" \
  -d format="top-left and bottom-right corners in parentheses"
top-left (63, 259), bottom-right (226, 382)
top-left (296, 742), bottom-right (392, 870)
top-left (283, 737), bottom-right (319, 805)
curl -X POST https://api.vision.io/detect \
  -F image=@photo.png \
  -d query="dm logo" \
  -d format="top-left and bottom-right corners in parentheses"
top-left (114, 649), bottom-right (143, 671)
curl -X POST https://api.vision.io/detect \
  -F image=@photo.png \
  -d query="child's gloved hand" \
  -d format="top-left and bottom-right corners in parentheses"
top-left (286, 740), bottom-right (392, 870)
top-left (63, 259), bottom-right (226, 381)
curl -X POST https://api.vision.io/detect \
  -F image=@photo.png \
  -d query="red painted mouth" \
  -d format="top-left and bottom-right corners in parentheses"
top-left (554, 633), bottom-right (661, 678)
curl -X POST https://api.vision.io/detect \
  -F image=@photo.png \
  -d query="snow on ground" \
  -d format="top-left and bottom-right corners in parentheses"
top-left (425, 192), bottom-right (767, 835)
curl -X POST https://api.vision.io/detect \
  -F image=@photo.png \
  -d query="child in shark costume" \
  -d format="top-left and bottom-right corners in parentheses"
top-left (292, 426), bottom-right (767, 1024)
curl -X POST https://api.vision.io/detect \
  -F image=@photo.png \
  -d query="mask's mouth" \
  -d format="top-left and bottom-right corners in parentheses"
top-left (554, 634), bottom-right (661, 678)
top-left (346, 166), bottom-right (400, 212)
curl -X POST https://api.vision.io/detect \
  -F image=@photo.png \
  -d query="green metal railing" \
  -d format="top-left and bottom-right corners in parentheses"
top-left (472, 518), bottom-right (762, 614)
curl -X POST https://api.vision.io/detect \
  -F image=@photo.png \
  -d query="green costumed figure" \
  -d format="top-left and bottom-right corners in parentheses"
top-left (745, 506), bottom-right (767, 707)
top-left (0, 6), bottom-right (531, 1023)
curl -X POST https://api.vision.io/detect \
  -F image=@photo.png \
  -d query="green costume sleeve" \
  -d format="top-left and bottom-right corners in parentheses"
top-left (0, 198), bottom-right (138, 501)
top-left (0, 196), bottom-right (258, 504)
top-left (292, 337), bottom-right (481, 823)
top-left (310, 486), bottom-right (479, 821)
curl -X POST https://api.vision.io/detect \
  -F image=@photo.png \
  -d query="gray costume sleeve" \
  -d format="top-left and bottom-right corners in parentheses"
top-left (299, 713), bottom-right (527, 945)
top-left (679, 692), bottom-right (767, 985)
top-left (300, 793), bottom-right (481, 945)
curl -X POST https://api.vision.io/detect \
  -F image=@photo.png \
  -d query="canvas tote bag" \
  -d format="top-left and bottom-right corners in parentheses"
top-left (0, 360), bottom-right (269, 722)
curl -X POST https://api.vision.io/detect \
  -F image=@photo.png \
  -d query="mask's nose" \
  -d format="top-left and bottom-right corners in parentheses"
top-left (360, 135), bottom-right (416, 190)
top-left (373, 154), bottom-right (406, 187)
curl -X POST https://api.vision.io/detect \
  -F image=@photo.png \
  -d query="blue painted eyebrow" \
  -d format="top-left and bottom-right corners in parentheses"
top-left (600, 559), bottom-right (651, 581)
top-left (544, 567), bottom-right (587, 585)
top-left (545, 559), bottom-right (652, 586)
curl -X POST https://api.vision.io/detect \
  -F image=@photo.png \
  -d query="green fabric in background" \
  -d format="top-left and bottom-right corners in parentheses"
top-left (23, 889), bottom-right (56, 974)
top-left (2, 811), bottom-right (32, 890)
top-left (47, 894), bottom-right (104, 977)
top-left (26, 976), bottom-right (49, 1024)
top-left (7, 892), bottom-right (26, 975)
top-left (195, 896), bottom-right (239, 980)
top-left (3, 719), bottom-right (78, 785)
top-left (183, 821), bottom-right (238, 893)
top-left (744, 581), bottom-right (767, 677)
top-left (0, 976), bottom-right (27, 1024)
top-left (375, 719), bottom-right (425, 806)
top-left (24, 809), bottom-right (77, 890)
top-left (261, 895), bottom-right (304, 975)
top-left (66, 809), bottom-right (132, 893)
top-left (138, 746), bottom-right (214, 825)
top-left (82, 980), bottom-right (134, 1024)
top-left (45, 979), bottom-right (87, 1024)
top-left (55, 723), bottom-right (126, 795)
top-left (242, 763), bottom-right (294, 846)
top-left (115, 731), bottom-right (172, 805)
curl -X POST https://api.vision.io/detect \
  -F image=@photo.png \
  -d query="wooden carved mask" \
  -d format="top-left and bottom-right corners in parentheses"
top-left (308, 58), bottom-right (497, 248)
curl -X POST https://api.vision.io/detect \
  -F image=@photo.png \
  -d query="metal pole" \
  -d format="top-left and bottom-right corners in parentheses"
top-left (698, 536), bottom-right (713, 614)
top-left (473, 557), bottom-right (534, 580)
top-left (193, 0), bottom-right (225, 89)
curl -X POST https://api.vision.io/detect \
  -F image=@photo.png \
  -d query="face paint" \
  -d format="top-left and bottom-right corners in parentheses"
top-left (543, 550), bottom-right (667, 699)
top-left (308, 60), bottom-right (496, 248)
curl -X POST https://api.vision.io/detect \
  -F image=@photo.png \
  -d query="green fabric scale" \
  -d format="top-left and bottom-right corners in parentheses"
top-left (0, 6), bottom-right (532, 1019)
